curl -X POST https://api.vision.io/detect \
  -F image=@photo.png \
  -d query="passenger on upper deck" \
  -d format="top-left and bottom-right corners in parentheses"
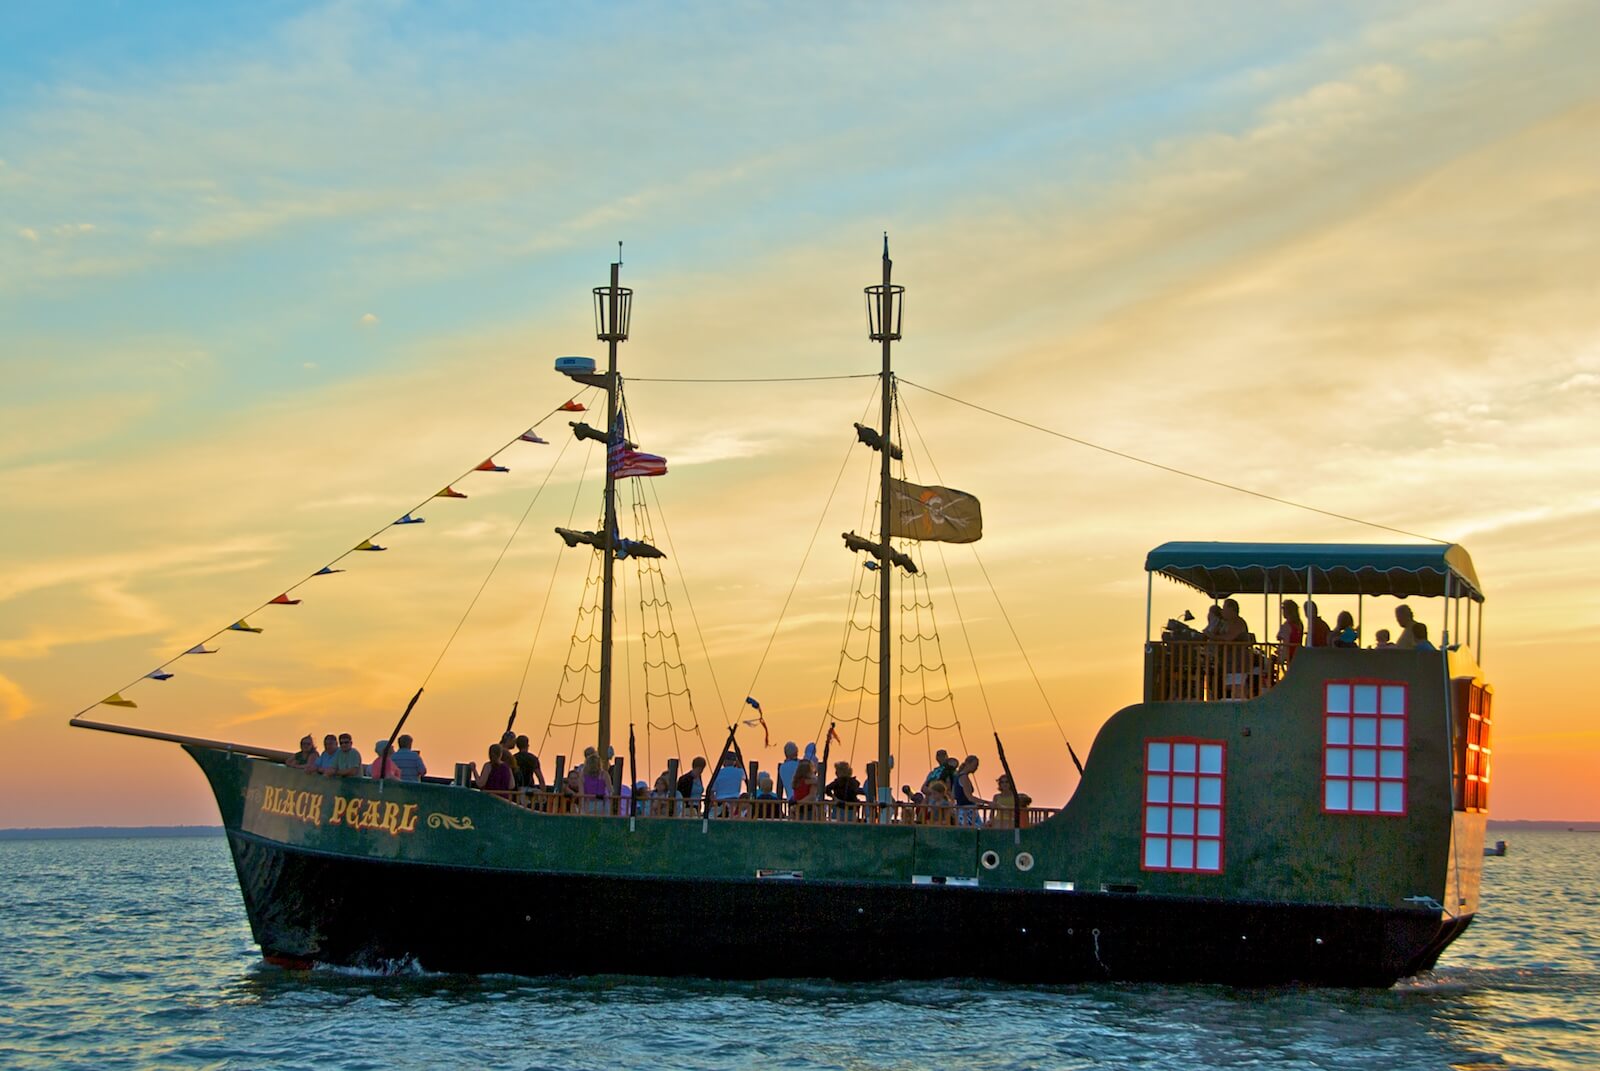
top-left (1332, 611), bottom-right (1359, 648)
top-left (331, 734), bottom-right (362, 778)
top-left (1278, 601), bottom-right (1304, 652)
top-left (921, 749), bottom-right (951, 793)
top-left (677, 757), bottom-right (707, 810)
top-left (1374, 629), bottom-right (1394, 649)
top-left (287, 735), bottom-right (319, 771)
top-left (1411, 621), bottom-right (1437, 652)
top-left (1217, 599), bottom-right (1251, 643)
top-left (1304, 601), bottom-right (1331, 648)
top-left (580, 753), bottom-right (610, 800)
top-left (1394, 605), bottom-right (1418, 650)
top-left (990, 774), bottom-right (1032, 829)
top-left (790, 760), bottom-right (818, 815)
top-left (825, 761), bottom-right (862, 812)
top-left (369, 740), bottom-right (402, 780)
top-left (952, 756), bottom-right (987, 824)
top-left (511, 735), bottom-right (544, 790)
top-left (315, 734), bottom-right (339, 775)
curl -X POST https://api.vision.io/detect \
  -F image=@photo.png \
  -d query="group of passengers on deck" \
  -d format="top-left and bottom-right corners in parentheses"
top-left (1176, 599), bottom-right (1441, 656)
top-left (284, 726), bottom-right (1032, 826)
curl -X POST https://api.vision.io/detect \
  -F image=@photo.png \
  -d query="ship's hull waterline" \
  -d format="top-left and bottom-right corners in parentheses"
top-left (226, 827), bottom-right (1468, 986)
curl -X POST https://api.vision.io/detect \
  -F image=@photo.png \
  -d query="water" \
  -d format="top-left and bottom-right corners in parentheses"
top-left (1, 832), bottom-right (1595, 1071)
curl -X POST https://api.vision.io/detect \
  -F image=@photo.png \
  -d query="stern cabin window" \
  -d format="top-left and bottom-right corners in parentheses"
top-left (1143, 739), bottom-right (1225, 873)
top-left (1323, 681), bottom-right (1407, 816)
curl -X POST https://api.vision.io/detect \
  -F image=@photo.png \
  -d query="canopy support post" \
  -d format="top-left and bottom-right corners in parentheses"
top-left (1144, 571), bottom-right (1153, 643)
top-left (1442, 575), bottom-right (1452, 649)
top-left (1358, 594), bottom-right (1364, 645)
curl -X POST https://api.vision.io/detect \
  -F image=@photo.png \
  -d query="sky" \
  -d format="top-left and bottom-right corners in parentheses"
top-left (2, 0), bottom-right (1597, 826)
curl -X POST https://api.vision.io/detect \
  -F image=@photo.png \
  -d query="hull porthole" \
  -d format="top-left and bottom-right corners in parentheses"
top-left (1015, 852), bottom-right (1035, 872)
top-left (981, 850), bottom-right (1000, 870)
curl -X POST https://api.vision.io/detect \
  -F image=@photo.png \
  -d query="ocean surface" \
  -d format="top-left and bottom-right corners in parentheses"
top-left (1, 832), bottom-right (1596, 1071)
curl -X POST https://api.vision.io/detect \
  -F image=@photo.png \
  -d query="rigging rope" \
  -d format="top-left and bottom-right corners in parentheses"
top-left (898, 378), bottom-right (1447, 544)
top-left (628, 374), bottom-right (878, 383)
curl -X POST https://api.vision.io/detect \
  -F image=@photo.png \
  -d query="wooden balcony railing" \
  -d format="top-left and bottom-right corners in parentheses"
top-left (1145, 639), bottom-right (1286, 702)
top-left (480, 788), bottom-right (1059, 827)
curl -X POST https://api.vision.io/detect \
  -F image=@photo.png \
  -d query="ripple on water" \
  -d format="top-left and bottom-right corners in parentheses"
top-left (2, 834), bottom-right (1600, 1070)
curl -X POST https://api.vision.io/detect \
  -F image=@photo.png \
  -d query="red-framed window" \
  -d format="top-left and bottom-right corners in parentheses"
top-left (1143, 738), bottom-right (1225, 873)
top-left (1323, 681), bottom-right (1407, 816)
top-left (1454, 681), bottom-right (1493, 812)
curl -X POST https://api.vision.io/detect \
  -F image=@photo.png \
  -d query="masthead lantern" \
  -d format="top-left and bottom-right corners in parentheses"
top-left (593, 281), bottom-right (632, 342)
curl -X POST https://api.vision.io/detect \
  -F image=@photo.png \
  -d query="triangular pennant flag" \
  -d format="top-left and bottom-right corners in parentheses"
top-left (102, 693), bottom-right (137, 708)
top-left (393, 514), bottom-right (425, 525)
top-left (315, 565), bottom-right (345, 575)
top-left (229, 619), bottom-right (263, 633)
top-left (475, 459), bottom-right (509, 473)
top-left (269, 594), bottom-right (301, 605)
top-left (353, 540), bottom-right (386, 552)
top-left (434, 486), bottom-right (467, 499)
top-left (520, 430), bottom-right (549, 444)
top-left (185, 644), bottom-right (216, 655)
top-left (146, 669), bottom-right (174, 681)
top-left (559, 401), bottom-right (586, 412)
top-left (827, 724), bottom-right (842, 746)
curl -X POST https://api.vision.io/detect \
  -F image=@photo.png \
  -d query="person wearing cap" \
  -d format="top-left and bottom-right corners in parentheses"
top-left (331, 733), bottom-right (363, 778)
top-left (286, 735), bottom-right (319, 771)
top-left (370, 739), bottom-right (402, 780)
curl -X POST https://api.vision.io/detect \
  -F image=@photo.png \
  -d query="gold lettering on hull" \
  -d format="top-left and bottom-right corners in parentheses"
top-left (257, 785), bottom-right (419, 836)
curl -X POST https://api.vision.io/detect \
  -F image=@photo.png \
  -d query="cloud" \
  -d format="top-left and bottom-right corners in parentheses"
top-left (18, 227), bottom-right (38, 242)
top-left (359, 312), bottom-right (378, 326)
top-left (1559, 372), bottom-right (1599, 392)
top-left (0, 673), bottom-right (33, 721)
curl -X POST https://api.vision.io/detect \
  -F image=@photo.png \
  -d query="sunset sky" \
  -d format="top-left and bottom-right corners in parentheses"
top-left (3, 1), bottom-right (1597, 826)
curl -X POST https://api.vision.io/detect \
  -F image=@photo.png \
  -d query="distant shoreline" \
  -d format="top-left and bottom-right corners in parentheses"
top-left (0, 825), bottom-right (224, 841)
top-left (3, 819), bottom-right (1599, 841)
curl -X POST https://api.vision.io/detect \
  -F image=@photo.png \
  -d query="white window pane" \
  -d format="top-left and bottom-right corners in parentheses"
top-left (1173, 743), bottom-right (1198, 773)
top-left (1326, 781), bottom-right (1350, 811)
top-left (1325, 683), bottom-right (1350, 714)
top-left (1353, 684), bottom-right (1379, 714)
top-left (1326, 717), bottom-right (1350, 745)
top-left (1146, 742), bottom-right (1171, 772)
top-left (1146, 775), bottom-right (1170, 804)
top-left (1196, 839), bottom-right (1221, 871)
top-left (1171, 806), bottom-right (1196, 836)
top-left (1144, 837), bottom-right (1168, 868)
top-left (1380, 718), bottom-right (1405, 747)
top-left (1380, 750), bottom-right (1404, 779)
top-left (1354, 717), bottom-right (1378, 746)
top-left (1198, 808), bottom-right (1221, 836)
top-left (1353, 750), bottom-right (1377, 778)
top-left (1379, 782), bottom-right (1404, 813)
top-left (1198, 744), bottom-right (1224, 774)
top-left (1325, 748), bottom-right (1350, 777)
top-left (1171, 838), bottom-right (1195, 870)
top-left (1145, 806), bottom-right (1169, 834)
top-left (1353, 780), bottom-right (1378, 811)
top-left (1172, 776), bottom-right (1197, 804)
top-left (1198, 776), bottom-right (1223, 805)
top-left (1380, 685), bottom-right (1406, 715)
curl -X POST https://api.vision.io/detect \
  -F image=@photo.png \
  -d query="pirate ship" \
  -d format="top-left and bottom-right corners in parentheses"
top-left (72, 244), bottom-right (1494, 986)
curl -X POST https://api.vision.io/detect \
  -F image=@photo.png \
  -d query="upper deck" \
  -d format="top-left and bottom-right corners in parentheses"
top-left (1141, 541), bottom-right (1485, 703)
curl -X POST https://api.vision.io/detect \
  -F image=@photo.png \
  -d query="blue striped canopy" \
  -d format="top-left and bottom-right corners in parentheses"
top-left (1145, 542), bottom-right (1483, 602)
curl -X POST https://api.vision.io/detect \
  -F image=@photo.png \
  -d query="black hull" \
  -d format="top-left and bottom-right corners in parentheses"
top-left (226, 829), bottom-right (1469, 987)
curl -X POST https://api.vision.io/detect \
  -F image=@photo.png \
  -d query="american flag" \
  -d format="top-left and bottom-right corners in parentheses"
top-left (607, 413), bottom-right (667, 478)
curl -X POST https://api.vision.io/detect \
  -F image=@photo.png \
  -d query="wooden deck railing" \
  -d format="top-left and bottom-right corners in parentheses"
top-left (481, 788), bottom-right (1059, 827)
top-left (1145, 639), bottom-right (1286, 702)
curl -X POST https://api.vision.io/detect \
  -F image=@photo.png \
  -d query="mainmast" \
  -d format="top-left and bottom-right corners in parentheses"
top-left (867, 236), bottom-right (904, 802)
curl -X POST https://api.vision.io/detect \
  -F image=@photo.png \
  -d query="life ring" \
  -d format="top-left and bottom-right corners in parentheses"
top-left (980, 850), bottom-right (1000, 870)
top-left (1015, 851), bottom-right (1035, 872)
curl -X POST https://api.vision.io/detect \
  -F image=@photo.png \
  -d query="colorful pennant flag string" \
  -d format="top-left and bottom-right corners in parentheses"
top-left (229, 619), bottom-right (263, 633)
top-left (394, 514), bottom-right (425, 526)
top-left (827, 724), bottom-right (843, 746)
top-left (435, 486), bottom-right (468, 499)
top-left (354, 540), bottom-right (386, 552)
top-left (145, 670), bottom-right (174, 681)
top-left (742, 697), bottom-right (770, 747)
top-left (269, 594), bottom-right (301, 605)
top-left (315, 565), bottom-right (345, 575)
top-left (520, 430), bottom-right (549, 444)
top-left (102, 693), bottom-right (137, 708)
top-left (560, 401), bottom-right (586, 412)
top-left (475, 459), bottom-right (509, 473)
top-left (186, 643), bottom-right (217, 655)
